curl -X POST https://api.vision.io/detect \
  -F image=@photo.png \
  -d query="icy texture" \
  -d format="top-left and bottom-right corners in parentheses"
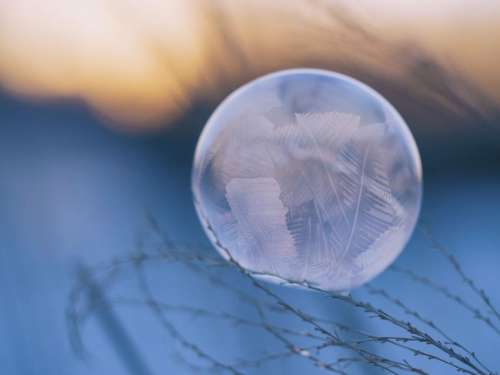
top-left (192, 69), bottom-right (422, 291)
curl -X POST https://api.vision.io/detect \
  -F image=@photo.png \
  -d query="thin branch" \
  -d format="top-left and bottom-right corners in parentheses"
top-left (421, 224), bottom-right (500, 323)
top-left (390, 265), bottom-right (500, 337)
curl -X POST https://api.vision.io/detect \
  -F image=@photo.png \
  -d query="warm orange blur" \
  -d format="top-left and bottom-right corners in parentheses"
top-left (0, 0), bottom-right (207, 129)
top-left (0, 0), bottom-right (499, 131)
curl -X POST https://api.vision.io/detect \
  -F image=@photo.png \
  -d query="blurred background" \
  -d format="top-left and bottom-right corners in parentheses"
top-left (1, 1), bottom-right (499, 374)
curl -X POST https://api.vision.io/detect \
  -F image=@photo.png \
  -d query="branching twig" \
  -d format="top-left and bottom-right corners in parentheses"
top-left (67, 216), bottom-right (498, 375)
top-left (421, 224), bottom-right (500, 324)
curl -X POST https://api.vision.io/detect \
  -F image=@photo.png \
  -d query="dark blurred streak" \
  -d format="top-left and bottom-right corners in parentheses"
top-left (73, 263), bottom-right (155, 375)
top-left (204, 2), bottom-right (250, 88)
top-left (181, 1), bottom-right (500, 170)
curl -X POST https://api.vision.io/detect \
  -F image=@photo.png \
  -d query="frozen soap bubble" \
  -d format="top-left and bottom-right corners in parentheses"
top-left (192, 69), bottom-right (422, 292)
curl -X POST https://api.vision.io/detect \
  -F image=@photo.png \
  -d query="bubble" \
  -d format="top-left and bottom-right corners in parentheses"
top-left (192, 69), bottom-right (422, 291)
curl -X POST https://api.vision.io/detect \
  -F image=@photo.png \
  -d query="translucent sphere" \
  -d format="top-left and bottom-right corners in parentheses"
top-left (192, 69), bottom-right (422, 291)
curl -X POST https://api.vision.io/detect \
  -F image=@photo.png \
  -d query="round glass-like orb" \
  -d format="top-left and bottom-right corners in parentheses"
top-left (192, 69), bottom-right (422, 291)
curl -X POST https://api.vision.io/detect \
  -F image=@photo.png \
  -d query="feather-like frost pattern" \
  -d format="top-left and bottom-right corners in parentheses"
top-left (215, 110), bottom-right (405, 286)
top-left (225, 177), bottom-right (297, 273)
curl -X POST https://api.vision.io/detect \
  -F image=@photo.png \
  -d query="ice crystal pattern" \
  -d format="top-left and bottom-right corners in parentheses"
top-left (192, 69), bottom-right (422, 291)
